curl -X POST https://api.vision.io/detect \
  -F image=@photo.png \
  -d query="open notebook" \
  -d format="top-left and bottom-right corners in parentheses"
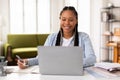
top-left (85, 62), bottom-right (120, 78)
top-left (94, 62), bottom-right (120, 72)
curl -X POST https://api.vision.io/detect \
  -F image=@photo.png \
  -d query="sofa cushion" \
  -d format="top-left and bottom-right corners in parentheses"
top-left (4, 34), bottom-right (49, 63)
top-left (12, 47), bottom-right (37, 58)
top-left (8, 34), bottom-right (38, 48)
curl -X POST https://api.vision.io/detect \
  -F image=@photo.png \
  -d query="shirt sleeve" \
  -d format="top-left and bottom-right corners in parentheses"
top-left (27, 56), bottom-right (38, 66)
top-left (44, 33), bottom-right (57, 46)
top-left (81, 33), bottom-right (96, 68)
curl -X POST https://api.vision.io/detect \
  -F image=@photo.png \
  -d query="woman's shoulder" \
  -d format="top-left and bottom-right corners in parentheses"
top-left (78, 32), bottom-right (91, 43)
top-left (48, 33), bottom-right (58, 37)
top-left (78, 32), bottom-right (89, 37)
top-left (47, 32), bottom-right (58, 39)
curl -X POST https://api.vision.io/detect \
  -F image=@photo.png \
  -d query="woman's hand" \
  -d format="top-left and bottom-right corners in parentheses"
top-left (17, 59), bottom-right (28, 69)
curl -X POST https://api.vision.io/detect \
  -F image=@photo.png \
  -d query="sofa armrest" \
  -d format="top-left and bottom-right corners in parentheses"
top-left (4, 43), bottom-right (13, 62)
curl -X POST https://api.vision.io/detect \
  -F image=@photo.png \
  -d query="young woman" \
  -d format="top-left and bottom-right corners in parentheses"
top-left (17, 6), bottom-right (96, 69)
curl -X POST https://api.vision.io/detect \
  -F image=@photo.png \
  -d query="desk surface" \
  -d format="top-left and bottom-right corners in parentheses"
top-left (0, 66), bottom-right (120, 80)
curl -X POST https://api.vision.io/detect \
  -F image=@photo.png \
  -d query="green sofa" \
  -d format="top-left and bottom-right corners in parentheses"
top-left (4, 34), bottom-right (49, 65)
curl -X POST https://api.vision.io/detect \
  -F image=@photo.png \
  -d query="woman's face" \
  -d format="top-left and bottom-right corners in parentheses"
top-left (60, 10), bottom-right (77, 34)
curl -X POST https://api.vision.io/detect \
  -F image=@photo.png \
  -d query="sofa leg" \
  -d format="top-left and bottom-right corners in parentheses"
top-left (6, 46), bottom-right (14, 63)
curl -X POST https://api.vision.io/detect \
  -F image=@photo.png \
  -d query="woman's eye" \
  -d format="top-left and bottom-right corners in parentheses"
top-left (61, 18), bottom-right (74, 22)
top-left (69, 19), bottom-right (73, 21)
top-left (62, 19), bottom-right (66, 21)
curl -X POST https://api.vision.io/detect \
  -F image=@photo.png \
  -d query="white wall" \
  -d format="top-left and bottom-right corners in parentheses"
top-left (0, 0), bottom-right (9, 55)
top-left (0, 0), bottom-right (9, 43)
top-left (90, 0), bottom-right (103, 62)
top-left (50, 0), bottom-right (65, 33)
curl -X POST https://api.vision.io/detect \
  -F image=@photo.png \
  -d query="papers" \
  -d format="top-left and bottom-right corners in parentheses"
top-left (6, 66), bottom-right (40, 74)
top-left (94, 62), bottom-right (120, 72)
top-left (85, 62), bottom-right (120, 78)
top-left (86, 66), bottom-right (120, 78)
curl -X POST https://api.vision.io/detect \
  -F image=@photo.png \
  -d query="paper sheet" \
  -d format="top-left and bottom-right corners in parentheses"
top-left (86, 66), bottom-right (120, 78)
top-left (94, 62), bottom-right (120, 70)
top-left (6, 66), bottom-right (40, 74)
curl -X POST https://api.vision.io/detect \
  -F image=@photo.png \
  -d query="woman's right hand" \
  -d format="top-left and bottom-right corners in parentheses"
top-left (17, 59), bottom-right (28, 69)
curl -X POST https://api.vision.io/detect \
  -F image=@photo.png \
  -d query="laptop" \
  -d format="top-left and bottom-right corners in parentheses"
top-left (37, 46), bottom-right (83, 76)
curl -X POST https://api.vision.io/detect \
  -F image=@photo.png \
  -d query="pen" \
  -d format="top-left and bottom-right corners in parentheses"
top-left (16, 55), bottom-right (24, 63)
top-left (107, 68), bottom-right (118, 72)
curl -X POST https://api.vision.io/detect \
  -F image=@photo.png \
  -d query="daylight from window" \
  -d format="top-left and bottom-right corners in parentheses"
top-left (10, 0), bottom-right (90, 34)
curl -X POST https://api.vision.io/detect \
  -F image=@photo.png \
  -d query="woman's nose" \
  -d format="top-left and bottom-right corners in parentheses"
top-left (65, 20), bottom-right (70, 25)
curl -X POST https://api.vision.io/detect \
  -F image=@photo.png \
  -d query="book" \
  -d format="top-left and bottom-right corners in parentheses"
top-left (94, 62), bottom-right (120, 72)
top-left (85, 62), bottom-right (120, 78)
top-left (85, 66), bottom-right (120, 78)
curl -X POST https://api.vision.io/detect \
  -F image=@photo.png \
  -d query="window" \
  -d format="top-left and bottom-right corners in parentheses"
top-left (10, 0), bottom-right (23, 33)
top-left (9, 0), bottom-right (90, 34)
top-left (10, 0), bottom-right (50, 34)
top-left (37, 0), bottom-right (50, 33)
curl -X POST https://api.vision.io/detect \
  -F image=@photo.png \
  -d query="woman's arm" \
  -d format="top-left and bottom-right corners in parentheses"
top-left (79, 32), bottom-right (96, 68)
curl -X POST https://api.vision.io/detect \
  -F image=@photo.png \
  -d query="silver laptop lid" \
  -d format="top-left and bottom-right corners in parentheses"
top-left (38, 46), bottom-right (83, 76)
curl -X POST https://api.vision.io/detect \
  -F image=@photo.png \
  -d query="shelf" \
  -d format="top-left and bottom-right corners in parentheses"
top-left (103, 31), bottom-right (113, 36)
top-left (108, 19), bottom-right (120, 22)
top-left (102, 6), bottom-right (120, 9)
top-left (102, 19), bottom-right (120, 22)
top-left (114, 34), bottom-right (120, 36)
top-left (106, 42), bottom-right (117, 47)
top-left (100, 5), bottom-right (120, 63)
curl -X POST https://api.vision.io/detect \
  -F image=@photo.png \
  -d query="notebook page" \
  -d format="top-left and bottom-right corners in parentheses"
top-left (94, 62), bottom-right (120, 70)
top-left (6, 66), bottom-right (39, 74)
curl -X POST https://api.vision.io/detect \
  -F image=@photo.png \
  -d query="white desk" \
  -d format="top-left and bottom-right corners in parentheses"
top-left (0, 66), bottom-right (120, 80)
